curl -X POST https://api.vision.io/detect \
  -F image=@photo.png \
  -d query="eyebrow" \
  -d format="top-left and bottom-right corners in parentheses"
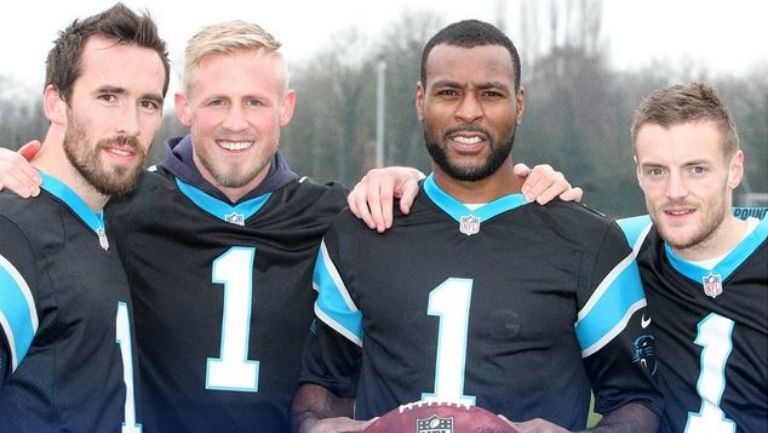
top-left (430, 80), bottom-right (510, 91)
top-left (96, 85), bottom-right (164, 106)
top-left (96, 85), bottom-right (126, 95)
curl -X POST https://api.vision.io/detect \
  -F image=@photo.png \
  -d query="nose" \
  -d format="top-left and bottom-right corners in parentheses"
top-left (115, 104), bottom-right (141, 138)
top-left (221, 104), bottom-right (249, 132)
top-left (666, 170), bottom-right (688, 202)
top-left (455, 92), bottom-right (483, 123)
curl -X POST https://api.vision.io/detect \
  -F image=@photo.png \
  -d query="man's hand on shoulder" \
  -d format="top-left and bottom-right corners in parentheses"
top-left (0, 140), bottom-right (43, 198)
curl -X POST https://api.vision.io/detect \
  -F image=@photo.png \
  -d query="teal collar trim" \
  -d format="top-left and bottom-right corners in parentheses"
top-left (422, 173), bottom-right (528, 223)
top-left (665, 216), bottom-right (768, 283)
top-left (39, 171), bottom-right (106, 235)
top-left (175, 178), bottom-right (271, 225)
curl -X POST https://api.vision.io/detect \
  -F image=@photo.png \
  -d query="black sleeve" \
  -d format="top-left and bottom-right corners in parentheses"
top-left (0, 216), bottom-right (41, 384)
top-left (298, 216), bottom-right (362, 398)
top-left (299, 319), bottom-right (361, 398)
top-left (578, 222), bottom-right (664, 417)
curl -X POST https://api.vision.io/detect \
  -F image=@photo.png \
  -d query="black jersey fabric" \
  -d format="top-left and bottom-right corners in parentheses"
top-left (0, 171), bottom-right (140, 433)
top-left (301, 174), bottom-right (662, 429)
top-left (106, 136), bottom-right (347, 433)
top-left (619, 213), bottom-right (768, 433)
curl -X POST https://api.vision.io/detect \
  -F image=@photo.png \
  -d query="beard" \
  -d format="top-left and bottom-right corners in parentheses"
top-left (63, 113), bottom-right (147, 196)
top-left (654, 192), bottom-right (729, 251)
top-left (424, 123), bottom-right (516, 182)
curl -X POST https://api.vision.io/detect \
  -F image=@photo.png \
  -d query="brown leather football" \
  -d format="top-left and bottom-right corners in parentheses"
top-left (363, 400), bottom-right (521, 433)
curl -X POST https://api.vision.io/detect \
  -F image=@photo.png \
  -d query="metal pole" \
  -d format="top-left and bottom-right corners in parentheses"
top-left (375, 61), bottom-right (386, 168)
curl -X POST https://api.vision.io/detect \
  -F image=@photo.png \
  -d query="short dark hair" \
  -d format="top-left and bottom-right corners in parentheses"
top-left (420, 19), bottom-right (521, 90)
top-left (45, 3), bottom-right (170, 103)
top-left (631, 82), bottom-right (739, 158)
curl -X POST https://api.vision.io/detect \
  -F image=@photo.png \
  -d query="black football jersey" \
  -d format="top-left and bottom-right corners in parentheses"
top-left (107, 168), bottom-right (347, 433)
top-left (301, 175), bottom-right (662, 429)
top-left (619, 214), bottom-right (768, 433)
top-left (0, 172), bottom-right (140, 433)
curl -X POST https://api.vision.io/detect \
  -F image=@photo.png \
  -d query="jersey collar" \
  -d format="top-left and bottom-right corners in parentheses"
top-left (175, 177), bottom-right (271, 225)
top-left (665, 216), bottom-right (768, 282)
top-left (422, 173), bottom-right (528, 223)
top-left (39, 171), bottom-right (107, 237)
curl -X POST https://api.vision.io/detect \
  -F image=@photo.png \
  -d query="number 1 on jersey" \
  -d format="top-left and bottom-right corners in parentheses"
top-left (116, 302), bottom-right (142, 433)
top-left (206, 247), bottom-right (260, 392)
top-left (684, 313), bottom-right (736, 433)
top-left (421, 278), bottom-right (477, 405)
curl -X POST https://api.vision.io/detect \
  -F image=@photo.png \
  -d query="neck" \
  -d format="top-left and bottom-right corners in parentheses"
top-left (671, 214), bottom-right (748, 261)
top-left (33, 128), bottom-right (109, 212)
top-left (432, 160), bottom-right (522, 203)
top-left (192, 152), bottom-right (271, 204)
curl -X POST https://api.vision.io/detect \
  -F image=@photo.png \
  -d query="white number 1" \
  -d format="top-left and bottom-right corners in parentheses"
top-left (205, 247), bottom-right (260, 392)
top-left (421, 278), bottom-right (476, 405)
top-left (684, 313), bottom-right (736, 433)
top-left (116, 302), bottom-right (142, 433)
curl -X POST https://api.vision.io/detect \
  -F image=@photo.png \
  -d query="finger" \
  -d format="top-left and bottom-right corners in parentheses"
top-left (378, 177), bottom-right (395, 230)
top-left (512, 162), bottom-right (532, 179)
top-left (18, 140), bottom-right (42, 161)
top-left (365, 178), bottom-right (386, 233)
top-left (347, 183), bottom-right (362, 217)
top-left (559, 186), bottom-right (583, 203)
top-left (14, 144), bottom-right (43, 191)
top-left (0, 169), bottom-right (34, 198)
top-left (520, 166), bottom-right (547, 202)
top-left (350, 183), bottom-right (377, 230)
top-left (338, 417), bottom-right (375, 433)
top-left (534, 175), bottom-right (568, 205)
top-left (397, 180), bottom-right (420, 215)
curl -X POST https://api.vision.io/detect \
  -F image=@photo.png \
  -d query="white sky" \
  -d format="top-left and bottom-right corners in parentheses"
top-left (1, 0), bottom-right (767, 99)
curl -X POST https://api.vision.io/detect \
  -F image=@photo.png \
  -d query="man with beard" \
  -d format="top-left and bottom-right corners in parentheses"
top-left (0, 4), bottom-right (169, 433)
top-left (619, 83), bottom-right (767, 433)
top-left (293, 20), bottom-right (661, 433)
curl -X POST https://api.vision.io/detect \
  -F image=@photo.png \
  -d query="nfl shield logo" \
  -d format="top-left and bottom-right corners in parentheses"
top-left (459, 214), bottom-right (480, 236)
top-left (224, 211), bottom-right (246, 226)
top-left (417, 414), bottom-right (454, 433)
top-left (96, 228), bottom-right (109, 251)
top-left (702, 272), bottom-right (723, 298)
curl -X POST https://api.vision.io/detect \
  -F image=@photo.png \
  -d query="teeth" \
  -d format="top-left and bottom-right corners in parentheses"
top-left (453, 136), bottom-right (481, 144)
top-left (218, 141), bottom-right (253, 151)
top-left (667, 209), bottom-right (691, 216)
top-left (109, 148), bottom-right (132, 156)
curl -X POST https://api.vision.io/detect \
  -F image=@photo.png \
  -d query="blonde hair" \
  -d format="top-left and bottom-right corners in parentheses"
top-left (183, 20), bottom-right (288, 93)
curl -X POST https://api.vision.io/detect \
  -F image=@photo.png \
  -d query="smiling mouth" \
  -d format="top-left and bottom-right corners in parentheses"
top-left (216, 140), bottom-right (254, 152)
top-left (663, 208), bottom-right (695, 217)
top-left (447, 132), bottom-right (489, 153)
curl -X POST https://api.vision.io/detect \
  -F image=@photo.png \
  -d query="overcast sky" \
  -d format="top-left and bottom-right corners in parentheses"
top-left (1, 0), bottom-right (767, 98)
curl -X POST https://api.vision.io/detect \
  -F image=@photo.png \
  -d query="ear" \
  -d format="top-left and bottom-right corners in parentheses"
top-left (174, 91), bottom-right (193, 127)
top-left (515, 87), bottom-right (526, 125)
top-left (43, 85), bottom-right (67, 125)
top-left (727, 150), bottom-right (744, 189)
top-left (633, 154), bottom-right (644, 186)
top-left (279, 89), bottom-right (297, 127)
top-left (415, 81), bottom-right (425, 122)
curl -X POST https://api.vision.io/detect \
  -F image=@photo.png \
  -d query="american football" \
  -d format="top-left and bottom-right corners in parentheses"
top-left (363, 400), bottom-right (521, 433)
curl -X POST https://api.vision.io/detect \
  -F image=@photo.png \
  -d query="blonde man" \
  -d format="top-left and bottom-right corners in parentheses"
top-left (105, 21), bottom-right (349, 433)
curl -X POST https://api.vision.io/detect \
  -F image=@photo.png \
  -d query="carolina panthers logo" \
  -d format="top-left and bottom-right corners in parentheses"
top-left (632, 334), bottom-right (657, 375)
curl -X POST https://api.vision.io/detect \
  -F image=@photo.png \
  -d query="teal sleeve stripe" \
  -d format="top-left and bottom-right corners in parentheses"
top-left (0, 254), bottom-right (38, 371)
top-left (576, 259), bottom-right (646, 357)
top-left (312, 241), bottom-right (363, 346)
